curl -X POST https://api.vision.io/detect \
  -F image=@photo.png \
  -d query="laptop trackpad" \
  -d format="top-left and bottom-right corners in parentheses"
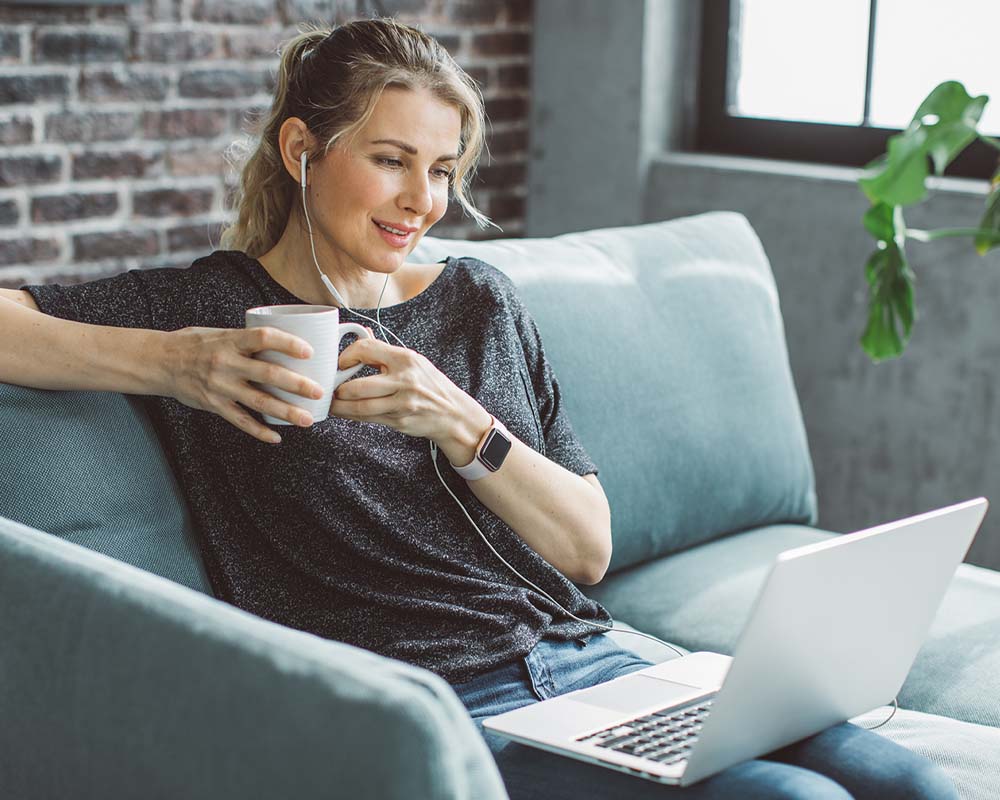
top-left (575, 674), bottom-right (701, 714)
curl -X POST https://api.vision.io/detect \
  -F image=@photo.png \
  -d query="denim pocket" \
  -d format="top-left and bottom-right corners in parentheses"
top-left (523, 644), bottom-right (556, 701)
top-left (525, 635), bottom-right (657, 699)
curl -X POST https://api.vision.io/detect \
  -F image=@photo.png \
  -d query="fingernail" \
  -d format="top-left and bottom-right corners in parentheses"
top-left (300, 346), bottom-right (313, 358)
top-left (268, 433), bottom-right (281, 444)
top-left (298, 413), bottom-right (313, 426)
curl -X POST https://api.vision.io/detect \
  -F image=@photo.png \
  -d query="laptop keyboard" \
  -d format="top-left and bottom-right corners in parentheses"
top-left (575, 700), bottom-right (713, 766)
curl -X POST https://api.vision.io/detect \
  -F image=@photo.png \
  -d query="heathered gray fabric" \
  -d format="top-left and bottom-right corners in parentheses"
top-left (23, 250), bottom-right (611, 684)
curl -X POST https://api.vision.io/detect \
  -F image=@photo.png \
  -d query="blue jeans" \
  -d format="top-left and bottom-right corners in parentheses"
top-left (451, 634), bottom-right (958, 800)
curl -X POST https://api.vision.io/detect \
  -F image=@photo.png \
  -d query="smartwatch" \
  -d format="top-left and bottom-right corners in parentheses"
top-left (450, 415), bottom-right (513, 480)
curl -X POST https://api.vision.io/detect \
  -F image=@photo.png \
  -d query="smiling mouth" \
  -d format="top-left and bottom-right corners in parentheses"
top-left (375, 221), bottom-right (413, 235)
top-left (373, 220), bottom-right (416, 248)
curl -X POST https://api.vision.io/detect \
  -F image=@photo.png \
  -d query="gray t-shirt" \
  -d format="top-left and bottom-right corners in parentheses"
top-left (24, 251), bottom-right (612, 684)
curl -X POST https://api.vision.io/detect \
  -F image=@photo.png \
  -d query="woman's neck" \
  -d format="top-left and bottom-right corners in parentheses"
top-left (257, 213), bottom-right (401, 309)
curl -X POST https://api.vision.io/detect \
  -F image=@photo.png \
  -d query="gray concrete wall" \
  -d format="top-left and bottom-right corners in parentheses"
top-left (529, 1), bottom-right (1000, 570)
top-left (645, 155), bottom-right (1000, 571)
top-left (527, 0), bottom-right (700, 236)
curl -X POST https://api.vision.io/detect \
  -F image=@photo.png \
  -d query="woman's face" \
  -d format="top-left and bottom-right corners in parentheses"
top-left (306, 85), bottom-right (463, 276)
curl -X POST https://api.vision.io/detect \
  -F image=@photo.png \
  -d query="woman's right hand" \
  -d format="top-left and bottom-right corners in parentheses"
top-left (162, 326), bottom-right (324, 444)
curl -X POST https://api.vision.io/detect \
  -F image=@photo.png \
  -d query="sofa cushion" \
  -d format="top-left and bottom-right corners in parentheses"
top-left (848, 706), bottom-right (1000, 800)
top-left (586, 523), bottom-right (832, 652)
top-left (413, 212), bottom-right (817, 571)
top-left (898, 562), bottom-right (1000, 728)
top-left (588, 523), bottom-right (1000, 729)
top-left (0, 383), bottom-right (211, 594)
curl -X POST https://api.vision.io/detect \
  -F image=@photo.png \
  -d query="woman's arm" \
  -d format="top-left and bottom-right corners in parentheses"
top-left (0, 288), bottom-right (40, 312)
top-left (0, 290), bottom-right (172, 394)
top-left (0, 292), bottom-right (325, 440)
top-left (439, 399), bottom-right (613, 586)
top-left (331, 335), bottom-right (613, 585)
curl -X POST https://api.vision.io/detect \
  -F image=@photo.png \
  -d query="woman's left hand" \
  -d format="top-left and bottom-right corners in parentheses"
top-left (330, 330), bottom-right (489, 451)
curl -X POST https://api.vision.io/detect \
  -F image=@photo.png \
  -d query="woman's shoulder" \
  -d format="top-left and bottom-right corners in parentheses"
top-left (438, 255), bottom-right (519, 300)
top-left (129, 250), bottom-right (268, 326)
top-left (429, 256), bottom-right (536, 342)
top-left (135, 250), bottom-right (258, 290)
top-left (188, 249), bottom-right (257, 275)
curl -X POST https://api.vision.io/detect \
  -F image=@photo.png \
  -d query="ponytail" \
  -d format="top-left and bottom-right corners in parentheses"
top-left (221, 28), bottom-right (327, 258)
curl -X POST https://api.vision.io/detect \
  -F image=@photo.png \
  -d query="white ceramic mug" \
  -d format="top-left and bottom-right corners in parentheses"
top-left (245, 304), bottom-right (373, 425)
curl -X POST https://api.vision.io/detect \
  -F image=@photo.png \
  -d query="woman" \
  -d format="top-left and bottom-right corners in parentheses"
top-left (0, 18), bottom-right (957, 800)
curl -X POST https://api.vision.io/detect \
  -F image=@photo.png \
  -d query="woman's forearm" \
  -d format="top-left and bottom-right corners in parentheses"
top-left (0, 295), bottom-right (170, 395)
top-left (436, 395), bottom-right (612, 585)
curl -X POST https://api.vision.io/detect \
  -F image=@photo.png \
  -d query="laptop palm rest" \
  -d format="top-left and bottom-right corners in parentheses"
top-left (575, 674), bottom-right (703, 714)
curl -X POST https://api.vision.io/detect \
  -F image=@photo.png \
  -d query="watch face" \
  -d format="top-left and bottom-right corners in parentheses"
top-left (480, 429), bottom-right (512, 471)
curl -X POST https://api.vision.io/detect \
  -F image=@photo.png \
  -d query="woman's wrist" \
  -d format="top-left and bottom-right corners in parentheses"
top-left (435, 390), bottom-right (492, 466)
top-left (153, 328), bottom-right (187, 399)
top-left (146, 329), bottom-right (178, 397)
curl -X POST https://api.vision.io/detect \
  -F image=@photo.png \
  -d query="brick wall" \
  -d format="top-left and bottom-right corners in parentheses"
top-left (0, 0), bottom-right (532, 288)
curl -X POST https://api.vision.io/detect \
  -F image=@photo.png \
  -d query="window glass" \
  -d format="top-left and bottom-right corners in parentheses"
top-left (870, 0), bottom-right (1000, 134)
top-left (732, 0), bottom-right (871, 125)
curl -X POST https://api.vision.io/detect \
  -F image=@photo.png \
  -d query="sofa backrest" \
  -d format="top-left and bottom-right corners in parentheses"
top-left (0, 514), bottom-right (507, 799)
top-left (0, 384), bottom-right (211, 593)
top-left (412, 212), bottom-right (817, 572)
top-left (0, 211), bottom-right (816, 584)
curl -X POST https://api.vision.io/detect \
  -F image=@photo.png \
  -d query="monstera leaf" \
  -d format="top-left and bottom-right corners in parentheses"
top-left (975, 168), bottom-right (1000, 256)
top-left (859, 81), bottom-right (988, 207)
top-left (861, 204), bottom-right (915, 361)
top-left (857, 81), bottom-right (999, 361)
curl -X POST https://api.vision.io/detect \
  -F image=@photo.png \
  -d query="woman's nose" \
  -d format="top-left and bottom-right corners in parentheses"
top-left (399, 172), bottom-right (433, 216)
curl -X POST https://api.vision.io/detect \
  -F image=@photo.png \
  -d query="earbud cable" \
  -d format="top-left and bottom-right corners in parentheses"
top-left (298, 179), bottom-right (903, 737)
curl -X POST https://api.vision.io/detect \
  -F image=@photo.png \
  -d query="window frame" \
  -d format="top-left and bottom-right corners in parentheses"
top-left (696, 0), bottom-right (997, 180)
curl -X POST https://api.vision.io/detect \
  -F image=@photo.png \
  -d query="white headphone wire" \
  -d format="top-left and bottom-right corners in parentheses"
top-left (299, 165), bottom-right (684, 661)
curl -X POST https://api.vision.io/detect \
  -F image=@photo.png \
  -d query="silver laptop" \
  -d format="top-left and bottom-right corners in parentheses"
top-left (483, 498), bottom-right (988, 787)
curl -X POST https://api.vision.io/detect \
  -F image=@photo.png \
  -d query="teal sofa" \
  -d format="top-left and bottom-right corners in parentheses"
top-left (2, 212), bottom-right (999, 799)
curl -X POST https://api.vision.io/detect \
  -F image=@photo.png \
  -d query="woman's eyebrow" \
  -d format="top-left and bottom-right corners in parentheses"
top-left (369, 138), bottom-right (458, 161)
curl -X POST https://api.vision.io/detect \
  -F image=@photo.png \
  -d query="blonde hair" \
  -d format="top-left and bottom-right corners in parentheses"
top-left (221, 18), bottom-right (492, 258)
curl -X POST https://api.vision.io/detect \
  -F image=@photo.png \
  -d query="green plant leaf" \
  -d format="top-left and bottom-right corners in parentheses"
top-left (862, 202), bottom-right (894, 241)
top-left (858, 81), bottom-right (988, 207)
top-left (911, 80), bottom-right (988, 174)
top-left (975, 165), bottom-right (1000, 255)
top-left (925, 120), bottom-right (980, 175)
top-left (860, 234), bottom-right (915, 362)
top-left (859, 128), bottom-right (929, 206)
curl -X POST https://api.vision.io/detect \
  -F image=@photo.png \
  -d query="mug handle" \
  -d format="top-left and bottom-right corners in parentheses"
top-left (334, 323), bottom-right (375, 388)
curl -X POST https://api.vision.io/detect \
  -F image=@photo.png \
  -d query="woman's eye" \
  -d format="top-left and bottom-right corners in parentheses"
top-left (375, 157), bottom-right (451, 180)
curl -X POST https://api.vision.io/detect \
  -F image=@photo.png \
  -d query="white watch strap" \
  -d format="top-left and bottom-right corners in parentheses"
top-left (450, 416), bottom-right (509, 481)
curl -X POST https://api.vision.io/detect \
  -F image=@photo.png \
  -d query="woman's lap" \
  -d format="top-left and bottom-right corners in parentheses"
top-left (451, 634), bottom-right (957, 800)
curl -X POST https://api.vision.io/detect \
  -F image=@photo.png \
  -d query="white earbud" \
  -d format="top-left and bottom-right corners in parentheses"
top-left (294, 140), bottom-right (675, 660)
top-left (299, 151), bottom-right (353, 310)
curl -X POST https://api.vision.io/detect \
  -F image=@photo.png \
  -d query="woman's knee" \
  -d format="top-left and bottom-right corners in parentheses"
top-left (704, 759), bottom-right (855, 800)
top-left (830, 736), bottom-right (959, 800)
top-left (759, 771), bottom-right (854, 800)
top-left (838, 727), bottom-right (959, 800)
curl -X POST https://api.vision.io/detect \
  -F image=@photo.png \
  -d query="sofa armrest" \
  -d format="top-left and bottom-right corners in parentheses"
top-left (0, 516), bottom-right (507, 800)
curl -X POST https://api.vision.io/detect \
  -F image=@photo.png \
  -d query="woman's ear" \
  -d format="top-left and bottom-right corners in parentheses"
top-left (277, 117), bottom-right (313, 185)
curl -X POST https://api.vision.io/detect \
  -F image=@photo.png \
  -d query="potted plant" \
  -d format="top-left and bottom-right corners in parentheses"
top-left (858, 80), bottom-right (1000, 361)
